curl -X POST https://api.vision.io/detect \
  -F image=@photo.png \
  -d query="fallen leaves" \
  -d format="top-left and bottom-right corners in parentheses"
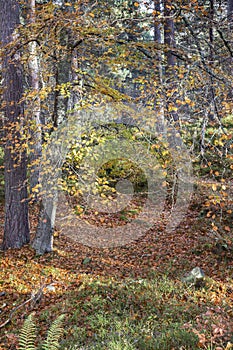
top-left (0, 189), bottom-right (233, 349)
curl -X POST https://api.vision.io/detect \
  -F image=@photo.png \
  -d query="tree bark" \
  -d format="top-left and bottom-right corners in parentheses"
top-left (228, 0), bottom-right (233, 22)
top-left (32, 199), bottom-right (56, 254)
top-left (164, 0), bottom-right (176, 67)
top-left (154, 0), bottom-right (162, 44)
top-left (154, 0), bottom-right (164, 133)
top-left (32, 14), bottom-right (75, 254)
top-left (1, 0), bottom-right (30, 249)
top-left (164, 0), bottom-right (179, 124)
top-left (28, 0), bottom-right (42, 196)
top-left (32, 130), bottom-right (65, 255)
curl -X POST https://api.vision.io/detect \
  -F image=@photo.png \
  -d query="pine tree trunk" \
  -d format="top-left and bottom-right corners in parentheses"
top-left (228, 0), bottom-right (233, 21)
top-left (1, 0), bottom-right (30, 249)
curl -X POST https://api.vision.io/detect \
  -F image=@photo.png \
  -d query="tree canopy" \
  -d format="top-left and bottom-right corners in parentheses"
top-left (0, 0), bottom-right (232, 253)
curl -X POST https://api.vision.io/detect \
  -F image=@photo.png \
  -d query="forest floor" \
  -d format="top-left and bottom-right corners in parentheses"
top-left (0, 182), bottom-right (233, 350)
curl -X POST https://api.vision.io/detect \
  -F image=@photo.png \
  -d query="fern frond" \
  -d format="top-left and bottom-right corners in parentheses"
top-left (18, 314), bottom-right (37, 350)
top-left (42, 314), bottom-right (65, 350)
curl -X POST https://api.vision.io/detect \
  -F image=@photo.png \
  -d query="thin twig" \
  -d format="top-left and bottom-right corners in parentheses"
top-left (0, 285), bottom-right (44, 329)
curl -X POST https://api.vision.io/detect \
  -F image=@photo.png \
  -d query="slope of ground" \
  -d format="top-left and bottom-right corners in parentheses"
top-left (0, 186), bottom-right (233, 350)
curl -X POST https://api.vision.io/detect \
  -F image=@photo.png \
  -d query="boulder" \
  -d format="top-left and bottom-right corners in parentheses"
top-left (182, 267), bottom-right (205, 287)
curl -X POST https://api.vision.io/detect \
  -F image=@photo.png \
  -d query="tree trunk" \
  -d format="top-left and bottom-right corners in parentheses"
top-left (164, 0), bottom-right (179, 124)
top-left (32, 20), bottom-right (75, 254)
top-left (1, 0), bottom-right (30, 249)
top-left (28, 0), bottom-right (42, 197)
top-left (32, 130), bottom-right (65, 255)
top-left (208, 0), bottom-right (218, 122)
top-left (227, 0), bottom-right (233, 103)
top-left (164, 0), bottom-right (176, 67)
top-left (228, 0), bottom-right (233, 21)
top-left (154, 0), bottom-right (162, 44)
top-left (154, 0), bottom-right (165, 133)
top-left (32, 199), bottom-right (56, 254)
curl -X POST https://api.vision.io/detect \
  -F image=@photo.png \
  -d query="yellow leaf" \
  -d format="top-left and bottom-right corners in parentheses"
top-left (185, 97), bottom-right (192, 104)
top-left (89, 12), bottom-right (95, 17)
top-left (168, 106), bottom-right (178, 112)
top-left (212, 184), bottom-right (217, 191)
top-left (225, 342), bottom-right (233, 350)
top-left (32, 187), bottom-right (39, 193)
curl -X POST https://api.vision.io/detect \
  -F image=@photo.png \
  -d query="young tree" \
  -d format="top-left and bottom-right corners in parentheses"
top-left (0, 0), bottom-right (30, 249)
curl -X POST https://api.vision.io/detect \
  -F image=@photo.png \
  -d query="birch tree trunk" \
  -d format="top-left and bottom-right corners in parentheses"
top-left (154, 0), bottom-right (165, 133)
top-left (164, 0), bottom-right (179, 124)
top-left (28, 0), bottom-right (42, 196)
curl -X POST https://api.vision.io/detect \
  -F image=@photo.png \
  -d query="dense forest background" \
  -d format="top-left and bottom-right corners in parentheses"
top-left (0, 1), bottom-right (233, 349)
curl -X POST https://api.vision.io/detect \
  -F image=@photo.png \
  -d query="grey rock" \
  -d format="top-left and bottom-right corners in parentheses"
top-left (45, 285), bottom-right (56, 292)
top-left (182, 267), bottom-right (205, 287)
